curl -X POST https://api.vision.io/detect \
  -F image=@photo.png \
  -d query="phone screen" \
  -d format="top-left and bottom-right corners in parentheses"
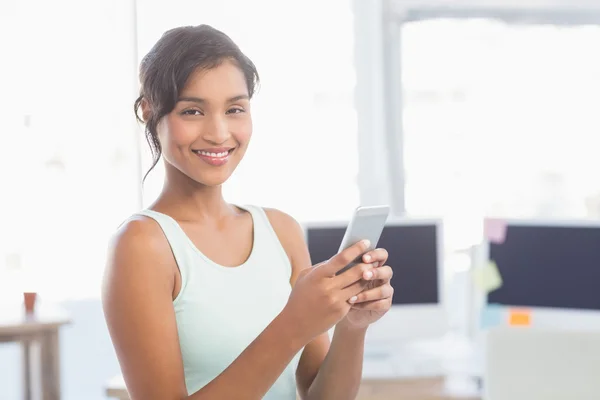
top-left (335, 206), bottom-right (389, 275)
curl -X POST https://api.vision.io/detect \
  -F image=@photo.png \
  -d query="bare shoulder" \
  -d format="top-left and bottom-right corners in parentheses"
top-left (264, 208), bottom-right (302, 235)
top-left (103, 215), bottom-right (175, 295)
top-left (107, 216), bottom-right (173, 264)
top-left (263, 208), bottom-right (304, 249)
top-left (263, 208), bottom-right (311, 277)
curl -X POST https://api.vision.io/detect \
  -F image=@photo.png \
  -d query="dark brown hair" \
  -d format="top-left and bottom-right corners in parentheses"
top-left (134, 25), bottom-right (260, 181)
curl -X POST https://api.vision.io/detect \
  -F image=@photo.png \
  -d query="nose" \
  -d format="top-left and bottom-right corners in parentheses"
top-left (203, 114), bottom-right (230, 145)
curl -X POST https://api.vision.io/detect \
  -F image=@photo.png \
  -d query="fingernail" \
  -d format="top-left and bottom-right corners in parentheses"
top-left (363, 254), bottom-right (372, 262)
top-left (362, 239), bottom-right (371, 248)
top-left (349, 296), bottom-right (358, 303)
top-left (364, 270), bottom-right (373, 279)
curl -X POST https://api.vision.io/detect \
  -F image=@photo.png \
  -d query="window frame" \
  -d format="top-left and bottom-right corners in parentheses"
top-left (352, 0), bottom-right (600, 217)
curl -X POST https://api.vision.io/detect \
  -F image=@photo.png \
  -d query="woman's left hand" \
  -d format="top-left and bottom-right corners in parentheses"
top-left (339, 248), bottom-right (394, 330)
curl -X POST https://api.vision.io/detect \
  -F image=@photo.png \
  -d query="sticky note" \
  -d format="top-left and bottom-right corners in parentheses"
top-left (484, 218), bottom-right (507, 244)
top-left (473, 260), bottom-right (503, 293)
top-left (508, 309), bottom-right (532, 326)
top-left (480, 304), bottom-right (504, 329)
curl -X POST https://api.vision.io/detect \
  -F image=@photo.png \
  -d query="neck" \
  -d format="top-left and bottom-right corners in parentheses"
top-left (152, 163), bottom-right (234, 221)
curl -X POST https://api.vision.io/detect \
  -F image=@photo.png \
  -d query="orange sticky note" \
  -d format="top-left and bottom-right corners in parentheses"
top-left (508, 309), bottom-right (531, 326)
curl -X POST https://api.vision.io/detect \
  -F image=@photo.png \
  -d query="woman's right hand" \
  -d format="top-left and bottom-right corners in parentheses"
top-left (283, 239), bottom-right (375, 343)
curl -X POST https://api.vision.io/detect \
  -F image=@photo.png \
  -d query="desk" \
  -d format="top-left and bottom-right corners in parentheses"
top-left (358, 376), bottom-right (479, 400)
top-left (0, 307), bottom-right (70, 400)
top-left (357, 336), bottom-right (481, 400)
top-left (105, 375), bottom-right (479, 400)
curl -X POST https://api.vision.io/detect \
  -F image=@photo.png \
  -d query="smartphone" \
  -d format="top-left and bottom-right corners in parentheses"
top-left (335, 205), bottom-right (390, 275)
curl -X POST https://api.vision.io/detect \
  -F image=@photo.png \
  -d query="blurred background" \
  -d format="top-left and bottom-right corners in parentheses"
top-left (1, 0), bottom-right (600, 399)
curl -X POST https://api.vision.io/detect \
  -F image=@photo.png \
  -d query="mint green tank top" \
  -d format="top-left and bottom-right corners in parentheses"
top-left (136, 205), bottom-right (301, 399)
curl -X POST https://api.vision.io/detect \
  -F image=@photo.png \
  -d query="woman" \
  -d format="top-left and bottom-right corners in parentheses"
top-left (102, 25), bottom-right (394, 400)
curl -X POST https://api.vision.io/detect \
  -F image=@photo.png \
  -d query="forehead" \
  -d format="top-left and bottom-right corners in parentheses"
top-left (181, 60), bottom-right (248, 98)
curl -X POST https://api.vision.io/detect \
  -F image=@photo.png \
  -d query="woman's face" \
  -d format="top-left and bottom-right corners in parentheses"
top-left (157, 60), bottom-right (252, 187)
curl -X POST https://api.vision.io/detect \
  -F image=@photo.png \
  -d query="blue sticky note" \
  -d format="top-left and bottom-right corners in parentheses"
top-left (480, 304), bottom-right (504, 329)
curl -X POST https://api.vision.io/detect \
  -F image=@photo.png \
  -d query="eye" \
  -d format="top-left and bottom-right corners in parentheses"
top-left (226, 107), bottom-right (245, 115)
top-left (181, 109), bottom-right (203, 116)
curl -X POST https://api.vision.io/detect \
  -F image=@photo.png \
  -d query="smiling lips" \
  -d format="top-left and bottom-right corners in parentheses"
top-left (192, 147), bottom-right (234, 166)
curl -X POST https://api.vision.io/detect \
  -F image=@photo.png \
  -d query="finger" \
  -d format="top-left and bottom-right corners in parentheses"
top-left (362, 248), bottom-right (388, 266)
top-left (363, 265), bottom-right (393, 282)
top-left (315, 239), bottom-right (371, 278)
top-left (334, 262), bottom-right (377, 288)
top-left (342, 280), bottom-right (371, 303)
top-left (350, 297), bottom-right (393, 311)
top-left (350, 283), bottom-right (394, 304)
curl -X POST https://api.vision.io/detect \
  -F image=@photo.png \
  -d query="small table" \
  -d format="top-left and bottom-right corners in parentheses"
top-left (106, 375), bottom-right (129, 400)
top-left (0, 306), bottom-right (70, 400)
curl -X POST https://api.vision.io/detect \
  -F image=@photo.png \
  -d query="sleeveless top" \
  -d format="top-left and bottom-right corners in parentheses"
top-left (135, 205), bottom-right (301, 399)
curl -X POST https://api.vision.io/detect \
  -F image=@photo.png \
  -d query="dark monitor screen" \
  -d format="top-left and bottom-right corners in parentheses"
top-left (488, 224), bottom-right (600, 311)
top-left (306, 224), bottom-right (439, 305)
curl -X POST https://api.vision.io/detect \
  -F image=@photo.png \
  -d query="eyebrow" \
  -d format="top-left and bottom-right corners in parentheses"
top-left (177, 95), bottom-right (249, 104)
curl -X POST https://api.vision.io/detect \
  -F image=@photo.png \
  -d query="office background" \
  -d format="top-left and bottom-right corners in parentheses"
top-left (1, 0), bottom-right (600, 399)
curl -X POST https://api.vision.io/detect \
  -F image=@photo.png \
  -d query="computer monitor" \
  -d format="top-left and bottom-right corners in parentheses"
top-left (485, 220), bottom-right (600, 331)
top-left (304, 218), bottom-right (447, 344)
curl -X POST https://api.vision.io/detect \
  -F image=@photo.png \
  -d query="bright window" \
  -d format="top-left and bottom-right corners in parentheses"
top-left (401, 18), bottom-right (600, 251)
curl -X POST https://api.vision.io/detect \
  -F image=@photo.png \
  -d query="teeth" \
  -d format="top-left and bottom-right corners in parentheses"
top-left (197, 150), bottom-right (229, 158)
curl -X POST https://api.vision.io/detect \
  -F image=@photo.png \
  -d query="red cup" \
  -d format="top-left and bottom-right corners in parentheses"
top-left (23, 292), bottom-right (37, 314)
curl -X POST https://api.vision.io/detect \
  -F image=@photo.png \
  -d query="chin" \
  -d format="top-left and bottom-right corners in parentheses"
top-left (191, 171), bottom-right (233, 187)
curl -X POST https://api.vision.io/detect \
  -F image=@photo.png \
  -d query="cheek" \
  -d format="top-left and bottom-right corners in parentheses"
top-left (232, 118), bottom-right (253, 144)
top-left (160, 116), bottom-right (198, 151)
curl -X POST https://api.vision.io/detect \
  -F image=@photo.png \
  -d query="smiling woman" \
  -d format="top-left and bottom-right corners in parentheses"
top-left (102, 24), bottom-right (394, 400)
top-left (133, 25), bottom-right (258, 185)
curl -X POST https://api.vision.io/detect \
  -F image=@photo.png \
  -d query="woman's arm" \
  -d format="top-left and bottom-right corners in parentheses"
top-left (306, 322), bottom-right (367, 399)
top-left (266, 209), bottom-right (366, 400)
top-left (102, 218), bottom-right (305, 400)
top-left (103, 216), bottom-right (369, 400)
